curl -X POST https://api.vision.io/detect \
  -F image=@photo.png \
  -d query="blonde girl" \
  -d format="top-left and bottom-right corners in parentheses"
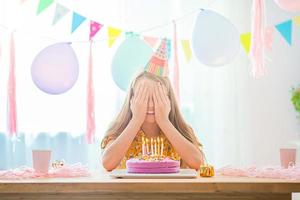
top-left (101, 71), bottom-right (204, 171)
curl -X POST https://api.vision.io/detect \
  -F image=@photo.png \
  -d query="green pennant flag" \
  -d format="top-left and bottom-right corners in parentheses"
top-left (37, 0), bottom-right (54, 15)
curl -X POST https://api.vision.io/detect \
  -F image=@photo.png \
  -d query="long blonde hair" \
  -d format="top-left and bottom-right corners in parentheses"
top-left (101, 71), bottom-right (202, 149)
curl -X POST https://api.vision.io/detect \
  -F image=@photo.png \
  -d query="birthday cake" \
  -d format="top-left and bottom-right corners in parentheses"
top-left (126, 157), bottom-right (180, 173)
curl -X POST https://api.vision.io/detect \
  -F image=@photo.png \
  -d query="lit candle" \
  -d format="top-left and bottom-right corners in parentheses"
top-left (151, 138), bottom-right (154, 156)
top-left (160, 137), bottom-right (164, 156)
top-left (146, 138), bottom-right (149, 155)
top-left (142, 137), bottom-right (145, 156)
top-left (154, 139), bottom-right (157, 156)
top-left (157, 137), bottom-right (160, 156)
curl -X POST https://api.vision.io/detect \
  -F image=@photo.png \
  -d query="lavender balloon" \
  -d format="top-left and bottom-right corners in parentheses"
top-left (31, 43), bottom-right (79, 95)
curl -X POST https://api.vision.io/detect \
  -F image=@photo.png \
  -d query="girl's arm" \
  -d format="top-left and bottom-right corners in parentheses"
top-left (102, 82), bottom-right (149, 171)
top-left (160, 121), bottom-right (205, 170)
top-left (153, 82), bottom-right (204, 170)
top-left (101, 119), bottom-right (142, 171)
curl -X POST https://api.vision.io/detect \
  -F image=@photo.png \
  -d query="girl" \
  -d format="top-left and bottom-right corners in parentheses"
top-left (101, 71), bottom-right (205, 171)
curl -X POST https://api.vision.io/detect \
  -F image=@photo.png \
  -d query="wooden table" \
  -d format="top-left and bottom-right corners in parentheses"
top-left (0, 171), bottom-right (300, 200)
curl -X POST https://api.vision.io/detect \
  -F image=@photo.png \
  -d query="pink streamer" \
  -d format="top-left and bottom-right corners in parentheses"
top-left (217, 165), bottom-right (300, 180)
top-left (0, 163), bottom-right (90, 180)
top-left (250, 0), bottom-right (266, 78)
top-left (7, 32), bottom-right (17, 137)
top-left (172, 21), bottom-right (180, 104)
top-left (86, 41), bottom-right (95, 144)
top-left (264, 26), bottom-right (274, 51)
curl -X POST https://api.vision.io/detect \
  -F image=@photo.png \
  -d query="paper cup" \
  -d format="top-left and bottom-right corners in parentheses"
top-left (32, 150), bottom-right (51, 173)
top-left (280, 148), bottom-right (296, 168)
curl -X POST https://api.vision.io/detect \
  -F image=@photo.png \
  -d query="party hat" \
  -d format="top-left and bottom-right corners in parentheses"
top-left (144, 38), bottom-right (169, 76)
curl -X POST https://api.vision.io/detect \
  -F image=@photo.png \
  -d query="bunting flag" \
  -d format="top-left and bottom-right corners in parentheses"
top-left (52, 4), bottom-right (70, 25)
top-left (264, 26), bottom-right (274, 51)
top-left (7, 32), bottom-right (18, 137)
top-left (240, 33), bottom-right (251, 54)
top-left (172, 21), bottom-right (180, 104)
top-left (143, 36), bottom-right (159, 48)
top-left (275, 20), bottom-right (292, 45)
top-left (37, 0), bottom-right (54, 15)
top-left (71, 12), bottom-right (86, 33)
top-left (86, 41), bottom-right (95, 144)
top-left (107, 27), bottom-right (122, 47)
top-left (89, 21), bottom-right (103, 40)
top-left (181, 40), bottom-right (192, 62)
top-left (294, 16), bottom-right (300, 27)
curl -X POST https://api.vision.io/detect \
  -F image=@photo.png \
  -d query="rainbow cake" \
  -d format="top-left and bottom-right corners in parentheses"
top-left (126, 157), bottom-right (180, 173)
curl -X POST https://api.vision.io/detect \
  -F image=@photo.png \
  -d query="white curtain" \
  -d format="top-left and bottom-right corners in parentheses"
top-left (0, 0), bottom-right (300, 170)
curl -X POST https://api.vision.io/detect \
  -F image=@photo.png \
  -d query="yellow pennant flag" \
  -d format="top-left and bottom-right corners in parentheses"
top-left (240, 33), bottom-right (251, 54)
top-left (294, 16), bottom-right (300, 27)
top-left (181, 40), bottom-right (192, 62)
top-left (108, 27), bottom-right (122, 47)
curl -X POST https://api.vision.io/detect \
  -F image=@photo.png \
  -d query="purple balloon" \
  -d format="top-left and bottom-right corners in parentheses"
top-left (31, 43), bottom-right (79, 95)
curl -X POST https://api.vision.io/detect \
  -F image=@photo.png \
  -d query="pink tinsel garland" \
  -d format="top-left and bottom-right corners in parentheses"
top-left (217, 165), bottom-right (300, 180)
top-left (7, 32), bottom-right (18, 137)
top-left (0, 163), bottom-right (90, 180)
top-left (250, 0), bottom-right (266, 78)
top-left (86, 40), bottom-right (95, 144)
top-left (172, 21), bottom-right (180, 105)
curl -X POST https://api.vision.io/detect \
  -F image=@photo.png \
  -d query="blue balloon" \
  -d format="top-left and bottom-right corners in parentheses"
top-left (111, 36), bottom-right (153, 91)
top-left (192, 10), bottom-right (240, 67)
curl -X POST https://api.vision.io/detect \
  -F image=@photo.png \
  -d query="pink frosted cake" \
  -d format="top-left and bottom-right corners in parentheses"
top-left (126, 158), bottom-right (180, 173)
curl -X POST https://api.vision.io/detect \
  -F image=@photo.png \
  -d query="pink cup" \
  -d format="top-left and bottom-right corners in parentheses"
top-left (32, 150), bottom-right (51, 173)
top-left (280, 148), bottom-right (296, 168)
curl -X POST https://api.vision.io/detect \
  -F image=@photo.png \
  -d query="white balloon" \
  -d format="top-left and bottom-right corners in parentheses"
top-left (192, 9), bottom-right (240, 67)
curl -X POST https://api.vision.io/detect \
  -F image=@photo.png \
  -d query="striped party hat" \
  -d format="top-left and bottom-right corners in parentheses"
top-left (144, 38), bottom-right (169, 77)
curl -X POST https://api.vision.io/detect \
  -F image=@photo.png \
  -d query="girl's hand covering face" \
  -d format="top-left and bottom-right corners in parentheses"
top-left (152, 82), bottom-right (170, 125)
top-left (130, 82), bottom-right (150, 124)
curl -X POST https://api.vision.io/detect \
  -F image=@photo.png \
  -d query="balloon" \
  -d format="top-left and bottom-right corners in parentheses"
top-left (274, 0), bottom-right (300, 12)
top-left (31, 43), bottom-right (79, 95)
top-left (111, 36), bottom-right (153, 91)
top-left (192, 10), bottom-right (240, 67)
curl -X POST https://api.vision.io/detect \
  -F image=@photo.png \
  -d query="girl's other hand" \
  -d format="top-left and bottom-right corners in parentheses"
top-left (153, 82), bottom-right (171, 126)
top-left (130, 82), bottom-right (149, 125)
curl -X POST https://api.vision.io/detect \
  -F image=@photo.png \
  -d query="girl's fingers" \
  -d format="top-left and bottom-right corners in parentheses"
top-left (133, 82), bottom-right (141, 102)
top-left (135, 82), bottom-right (145, 102)
top-left (154, 83), bottom-right (163, 104)
top-left (153, 85), bottom-right (158, 106)
top-left (143, 87), bottom-right (149, 103)
top-left (158, 83), bottom-right (168, 104)
top-left (156, 83), bottom-right (165, 104)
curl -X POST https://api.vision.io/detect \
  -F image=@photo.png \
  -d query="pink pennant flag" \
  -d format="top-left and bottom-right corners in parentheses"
top-left (86, 41), bottom-right (95, 144)
top-left (172, 21), bottom-right (180, 105)
top-left (89, 21), bottom-right (103, 40)
top-left (250, 0), bottom-right (266, 78)
top-left (143, 36), bottom-right (159, 48)
top-left (7, 32), bottom-right (18, 137)
top-left (264, 26), bottom-right (274, 51)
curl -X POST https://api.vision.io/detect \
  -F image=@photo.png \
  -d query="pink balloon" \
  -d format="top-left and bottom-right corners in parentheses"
top-left (274, 0), bottom-right (300, 12)
top-left (31, 43), bottom-right (79, 95)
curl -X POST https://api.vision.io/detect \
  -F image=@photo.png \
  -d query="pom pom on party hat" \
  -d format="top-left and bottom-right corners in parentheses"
top-left (144, 38), bottom-right (169, 76)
